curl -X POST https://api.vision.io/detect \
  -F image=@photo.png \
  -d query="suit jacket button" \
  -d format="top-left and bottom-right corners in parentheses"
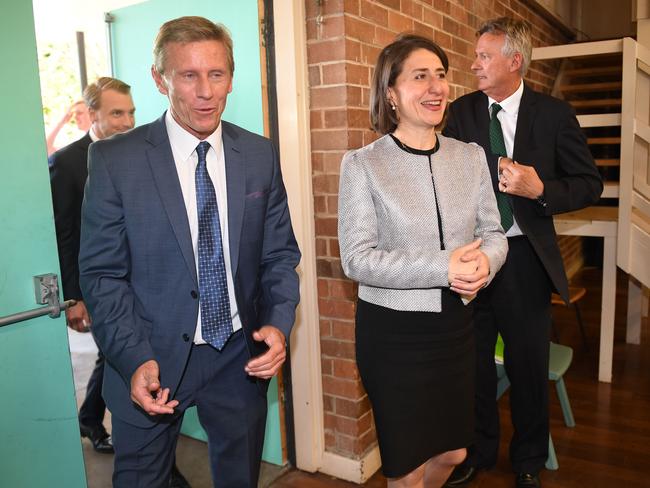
top-left (182, 333), bottom-right (190, 342)
top-left (190, 290), bottom-right (198, 299)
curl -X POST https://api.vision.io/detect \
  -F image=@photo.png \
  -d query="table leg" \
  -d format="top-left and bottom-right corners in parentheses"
top-left (626, 278), bottom-right (643, 345)
top-left (599, 235), bottom-right (617, 383)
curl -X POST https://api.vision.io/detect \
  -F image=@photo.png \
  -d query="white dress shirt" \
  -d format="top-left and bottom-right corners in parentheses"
top-left (164, 111), bottom-right (242, 344)
top-left (89, 126), bottom-right (100, 142)
top-left (488, 80), bottom-right (524, 237)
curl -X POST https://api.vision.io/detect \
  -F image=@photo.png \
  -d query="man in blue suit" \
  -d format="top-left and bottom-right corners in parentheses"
top-left (79, 16), bottom-right (301, 488)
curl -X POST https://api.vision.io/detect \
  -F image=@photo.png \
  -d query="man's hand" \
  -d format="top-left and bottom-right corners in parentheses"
top-left (245, 326), bottom-right (287, 379)
top-left (65, 300), bottom-right (91, 332)
top-left (498, 157), bottom-right (544, 199)
top-left (130, 360), bottom-right (179, 416)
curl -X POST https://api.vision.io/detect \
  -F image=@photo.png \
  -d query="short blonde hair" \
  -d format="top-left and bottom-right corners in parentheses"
top-left (478, 17), bottom-right (532, 76)
top-left (153, 16), bottom-right (234, 75)
top-left (83, 77), bottom-right (131, 111)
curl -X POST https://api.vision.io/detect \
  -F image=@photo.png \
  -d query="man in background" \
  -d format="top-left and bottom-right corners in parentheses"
top-left (443, 17), bottom-right (602, 488)
top-left (50, 76), bottom-right (136, 452)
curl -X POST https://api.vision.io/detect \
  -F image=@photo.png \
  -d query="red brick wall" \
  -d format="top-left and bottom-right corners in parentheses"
top-left (306, 0), bottom-right (574, 459)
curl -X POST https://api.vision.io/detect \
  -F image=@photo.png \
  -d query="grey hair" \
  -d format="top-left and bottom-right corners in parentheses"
top-left (478, 17), bottom-right (532, 76)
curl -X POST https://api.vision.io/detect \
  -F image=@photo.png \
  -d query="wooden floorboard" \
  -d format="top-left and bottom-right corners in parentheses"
top-left (270, 267), bottom-right (650, 487)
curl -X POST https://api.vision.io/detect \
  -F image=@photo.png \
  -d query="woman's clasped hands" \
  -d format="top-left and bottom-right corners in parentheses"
top-left (448, 238), bottom-right (490, 299)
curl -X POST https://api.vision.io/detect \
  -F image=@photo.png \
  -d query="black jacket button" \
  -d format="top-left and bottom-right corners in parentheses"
top-left (182, 333), bottom-right (190, 342)
top-left (190, 290), bottom-right (198, 299)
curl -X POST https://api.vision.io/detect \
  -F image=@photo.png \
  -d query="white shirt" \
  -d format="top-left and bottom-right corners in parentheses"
top-left (165, 111), bottom-right (242, 344)
top-left (488, 80), bottom-right (524, 237)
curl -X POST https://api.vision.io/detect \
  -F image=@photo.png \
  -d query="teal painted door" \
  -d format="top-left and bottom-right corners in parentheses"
top-left (0, 2), bottom-right (87, 487)
top-left (109, 0), bottom-right (284, 465)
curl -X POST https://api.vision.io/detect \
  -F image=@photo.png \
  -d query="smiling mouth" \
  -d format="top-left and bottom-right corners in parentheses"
top-left (421, 100), bottom-right (443, 108)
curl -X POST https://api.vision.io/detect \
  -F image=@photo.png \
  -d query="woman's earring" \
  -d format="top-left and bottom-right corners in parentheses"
top-left (390, 101), bottom-right (396, 111)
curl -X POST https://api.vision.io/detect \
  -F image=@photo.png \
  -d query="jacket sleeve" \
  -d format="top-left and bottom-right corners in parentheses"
top-left (256, 142), bottom-right (301, 339)
top-left (50, 156), bottom-right (83, 301)
top-left (539, 104), bottom-right (603, 215)
top-left (471, 145), bottom-right (508, 284)
top-left (78, 144), bottom-right (155, 384)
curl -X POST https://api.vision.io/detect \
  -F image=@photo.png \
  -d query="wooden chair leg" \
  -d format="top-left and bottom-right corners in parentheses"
top-left (573, 302), bottom-right (588, 351)
top-left (550, 311), bottom-right (560, 343)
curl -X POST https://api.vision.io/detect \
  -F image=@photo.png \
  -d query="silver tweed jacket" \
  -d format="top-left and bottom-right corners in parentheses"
top-left (338, 134), bottom-right (508, 312)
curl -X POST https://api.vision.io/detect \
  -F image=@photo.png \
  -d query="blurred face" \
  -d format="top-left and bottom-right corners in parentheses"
top-left (152, 40), bottom-right (233, 140)
top-left (72, 103), bottom-right (91, 132)
top-left (387, 48), bottom-right (449, 134)
top-left (471, 32), bottom-right (522, 101)
top-left (89, 89), bottom-right (135, 139)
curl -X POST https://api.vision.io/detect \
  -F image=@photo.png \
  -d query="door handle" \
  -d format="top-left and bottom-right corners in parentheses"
top-left (0, 274), bottom-right (76, 327)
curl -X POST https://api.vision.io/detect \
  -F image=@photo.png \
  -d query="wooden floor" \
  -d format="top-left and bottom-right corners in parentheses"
top-left (270, 267), bottom-right (650, 488)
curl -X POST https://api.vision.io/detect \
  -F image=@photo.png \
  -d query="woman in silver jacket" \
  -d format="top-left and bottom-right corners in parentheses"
top-left (338, 34), bottom-right (507, 488)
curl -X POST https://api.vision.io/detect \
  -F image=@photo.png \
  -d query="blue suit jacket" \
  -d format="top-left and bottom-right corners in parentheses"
top-left (79, 115), bottom-right (301, 427)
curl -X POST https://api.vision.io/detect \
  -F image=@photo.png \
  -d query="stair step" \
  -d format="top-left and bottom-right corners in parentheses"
top-left (577, 113), bottom-right (621, 128)
top-left (570, 98), bottom-right (622, 109)
top-left (602, 181), bottom-right (619, 198)
top-left (587, 137), bottom-right (621, 144)
top-left (560, 81), bottom-right (622, 93)
top-left (564, 65), bottom-right (621, 77)
top-left (595, 158), bottom-right (620, 166)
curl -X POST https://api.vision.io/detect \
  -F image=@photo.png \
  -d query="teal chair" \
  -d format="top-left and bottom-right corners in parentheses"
top-left (495, 340), bottom-right (576, 470)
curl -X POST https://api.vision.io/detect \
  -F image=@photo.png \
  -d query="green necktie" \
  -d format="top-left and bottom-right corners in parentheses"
top-left (489, 103), bottom-right (514, 231)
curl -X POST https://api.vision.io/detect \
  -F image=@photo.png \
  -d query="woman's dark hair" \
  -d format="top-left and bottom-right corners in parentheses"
top-left (370, 33), bottom-right (449, 135)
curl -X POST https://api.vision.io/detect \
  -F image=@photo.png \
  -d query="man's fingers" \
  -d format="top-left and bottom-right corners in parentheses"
top-left (246, 343), bottom-right (286, 372)
top-left (132, 388), bottom-right (178, 415)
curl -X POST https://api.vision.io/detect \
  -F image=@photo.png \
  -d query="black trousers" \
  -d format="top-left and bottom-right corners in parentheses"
top-left (466, 236), bottom-right (552, 474)
top-left (78, 345), bottom-right (106, 430)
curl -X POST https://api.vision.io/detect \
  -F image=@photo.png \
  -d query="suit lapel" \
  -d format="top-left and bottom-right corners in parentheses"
top-left (513, 84), bottom-right (536, 163)
top-left (473, 93), bottom-right (500, 190)
top-left (222, 122), bottom-right (245, 275)
top-left (145, 116), bottom-right (198, 286)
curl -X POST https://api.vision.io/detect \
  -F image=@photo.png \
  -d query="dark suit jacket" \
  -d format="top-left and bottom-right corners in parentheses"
top-left (49, 133), bottom-right (92, 301)
top-left (78, 115), bottom-right (301, 427)
top-left (443, 84), bottom-right (603, 302)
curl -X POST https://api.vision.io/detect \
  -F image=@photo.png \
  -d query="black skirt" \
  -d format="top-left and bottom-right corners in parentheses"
top-left (355, 289), bottom-right (475, 478)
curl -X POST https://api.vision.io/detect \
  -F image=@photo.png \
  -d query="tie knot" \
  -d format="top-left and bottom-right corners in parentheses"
top-left (491, 103), bottom-right (502, 118)
top-left (196, 141), bottom-right (210, 164)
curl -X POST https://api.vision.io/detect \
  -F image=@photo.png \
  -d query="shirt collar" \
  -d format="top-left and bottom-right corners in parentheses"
top-left (488, 79), bottom-right (524, 115)
top-left (165, 110), bottom-right (223, 161)
top-left (89, 127), bottom-right (100, 142)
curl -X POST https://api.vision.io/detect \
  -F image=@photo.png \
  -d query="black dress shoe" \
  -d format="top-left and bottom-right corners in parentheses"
top-left (79, 423), bottom-right (114, 454)
top-left (169, 464), bottom-right (191, 488)
top-left (444, 465), bottom-right (479, 487)
top-left (515, 473), bottom-right (541, 488)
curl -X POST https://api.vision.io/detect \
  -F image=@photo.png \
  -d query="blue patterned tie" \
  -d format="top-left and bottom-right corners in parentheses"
top-left (195, 141), bottom-right (233, 350)
top-left (489, 103), bottom-right (514, 231)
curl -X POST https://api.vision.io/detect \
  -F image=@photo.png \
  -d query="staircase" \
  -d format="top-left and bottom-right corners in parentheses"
top-left (555, 53), bottom-right (623, 203)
